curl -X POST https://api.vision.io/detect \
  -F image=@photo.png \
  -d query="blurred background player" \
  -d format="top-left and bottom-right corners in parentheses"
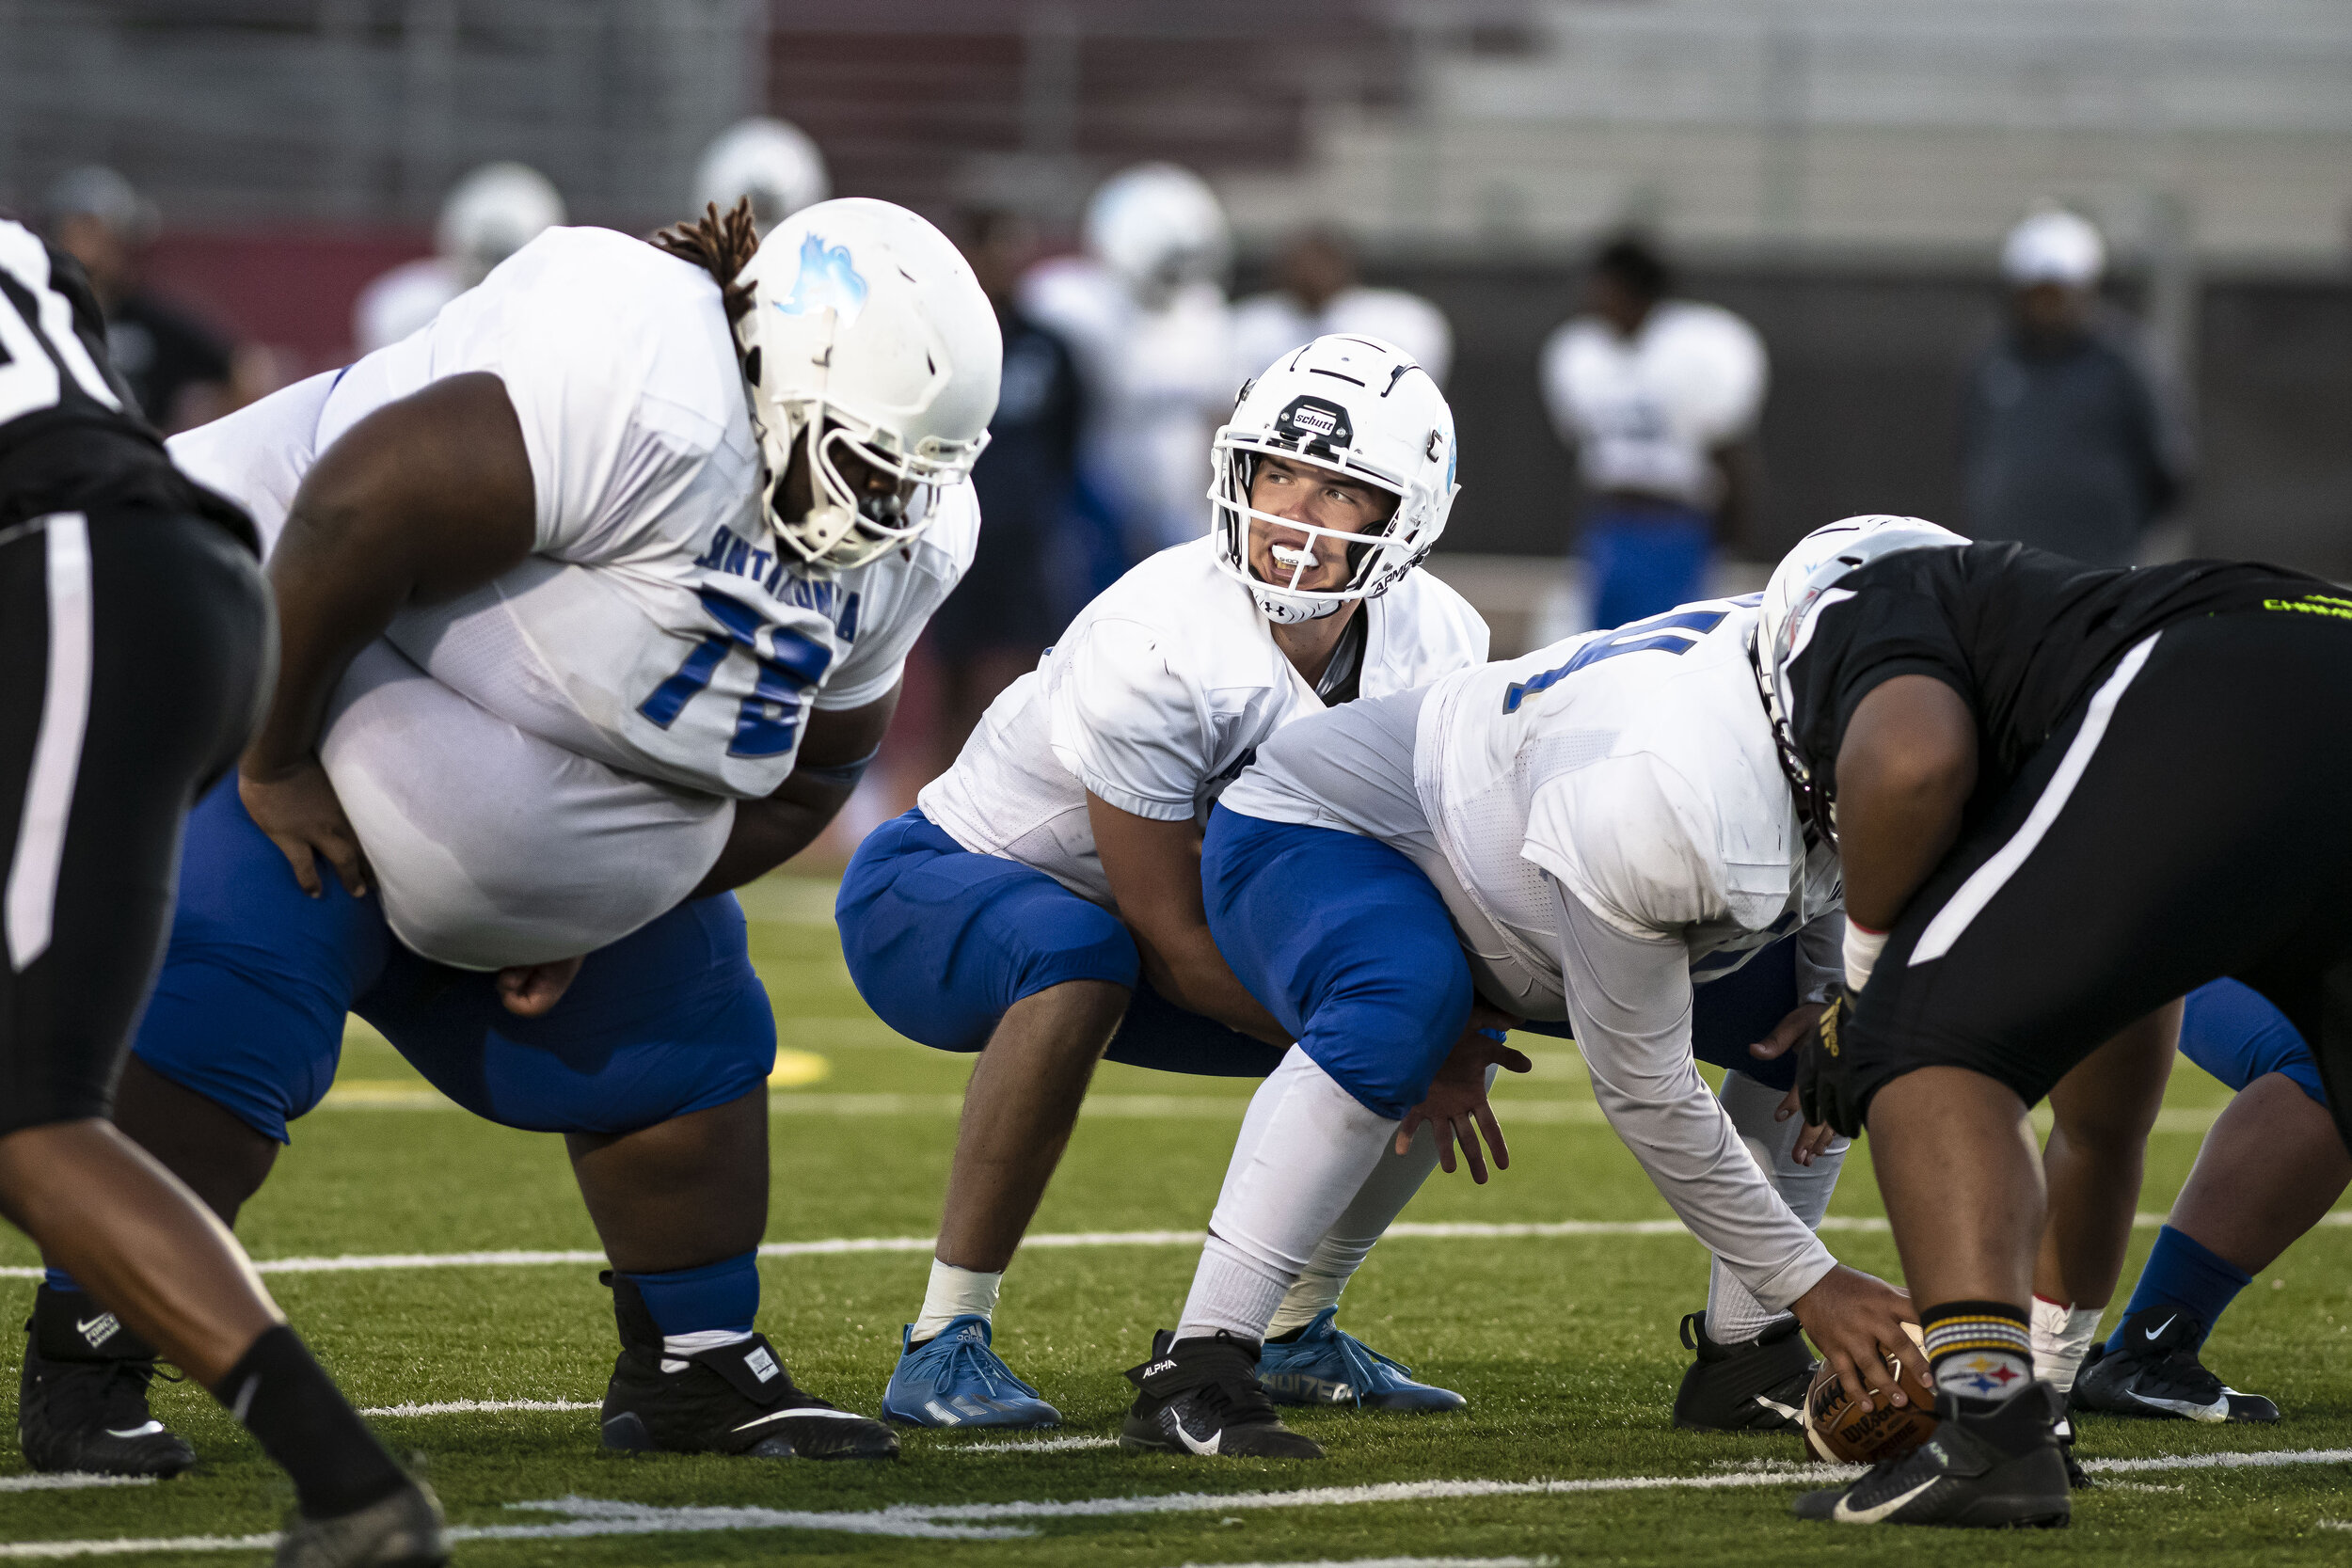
top-left (1, 217), bottom-right (447, 1566)
top-left (41, 166), bottom-right (266, 434)
top-left (927, 210), bottom-right (1082, 774)
top-left (351, 161), bottom-right (564, 355)
top-left (2066, 978), bottom-right (2339, 1423)
top-left (1961, 207), bottom-right (2194, 568)
top-left (1023, 162), bottom-right (1234, 595)
top-left (1230, 228), bottom-right (1453, 388)
top-left (692, 116), bottom-right (830, 240)
top-left (1539, 235), bottom-right (1766, 631)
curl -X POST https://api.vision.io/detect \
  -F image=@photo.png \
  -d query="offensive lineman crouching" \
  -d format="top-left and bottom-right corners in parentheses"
top-left (1120, 592), bottom-right (1920, 1458)
top-left (25, 199), bottom-right (1001, 1469)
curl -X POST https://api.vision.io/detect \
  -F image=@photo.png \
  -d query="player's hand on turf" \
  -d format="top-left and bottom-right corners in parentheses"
top-left (1398, 1004), bottom-right (1531, 1183)
top-left (1791, 1263), bottom-right (1916, 1415)
top-left (240, 757), bottom-right (370, 898)
top-left (497, 956), bottom-right (584, 1017)
top-left (1747, 1001), bottom-right (1840, 1166)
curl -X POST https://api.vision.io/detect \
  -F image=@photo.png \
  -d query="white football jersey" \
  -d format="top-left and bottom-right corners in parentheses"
top-left (919, 537), bottom-right (1488, 908)
top-left (173, 225), bottom-right (976, 801)
top-left (1021, 256), bottom-right (1235, 555)
top-left (1230, 286), bottom-right (1454, 388)
top-left (1412, 597), bottom-right (1839, 1018)
top-left (1539, 300), bottom-right (1767, 509)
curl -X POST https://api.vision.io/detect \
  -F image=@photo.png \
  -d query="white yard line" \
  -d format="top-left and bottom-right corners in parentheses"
top-left (11, 1211), bottom-right (2347, 1281)
top-left (0, 1474), bottom-right (151, 1494)
top-left (945, 1435), bottom-right (1120, 1455)
top-left (7, 1449), bottom-right (2350, 1558)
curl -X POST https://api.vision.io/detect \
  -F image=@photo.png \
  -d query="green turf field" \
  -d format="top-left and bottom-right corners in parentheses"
top-left (5, 871), bottom-right (2349, 1564)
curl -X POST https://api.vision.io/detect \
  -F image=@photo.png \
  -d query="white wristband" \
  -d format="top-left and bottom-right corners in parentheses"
top-left (1842, 918), bottom-right (1888, 993)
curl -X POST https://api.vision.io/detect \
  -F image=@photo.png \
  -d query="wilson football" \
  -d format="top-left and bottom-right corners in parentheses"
top-left (1802, 1323), bottom-right (1937, 1464)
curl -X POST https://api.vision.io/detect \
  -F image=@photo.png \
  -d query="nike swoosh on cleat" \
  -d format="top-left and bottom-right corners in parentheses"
top-left (1831, 1477), bottom-right (1938, 1524)
top-left (1755, 1397), bottom-right (1802, 1421)
top-left (1170, 1415), bottom-right (1222, 1456)
top-left (103, 1422), bottom-right (166, 1438)
top-left (2122, 1389), bottom-right (2230, 1423)
top-left (2144, 1315), bottom-right (2176, 1342)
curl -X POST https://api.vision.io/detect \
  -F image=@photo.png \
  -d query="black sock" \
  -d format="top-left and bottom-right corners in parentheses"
top-left (210, 1325), bottom-right (407, 1520)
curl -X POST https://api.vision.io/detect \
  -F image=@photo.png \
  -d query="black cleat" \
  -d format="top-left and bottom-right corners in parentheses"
top-left (1671, 1309), bottom-right (1814, 1433)
top-left (1120, 1329), bottom-right (1324, 1458)
top-left (273, 1479), bottom-right (450, 1568)
top-left (598, 1272), bottom-right (897, 1460)
top-left (2055, 1414), bottom-right (2093, 1490)
top-left (2071, 1311), bottom-right (2279, 1424)
top-left (18, 1285), bottom-right (196, 1478)
top-left (1794, 1381), bottom-right (2071, 1528)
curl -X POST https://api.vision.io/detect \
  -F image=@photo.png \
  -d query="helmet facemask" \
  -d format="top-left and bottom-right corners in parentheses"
top-left (1211, 444), bottom-right (1420, 626)
top-left (759, 399), bottom-right (988, 572)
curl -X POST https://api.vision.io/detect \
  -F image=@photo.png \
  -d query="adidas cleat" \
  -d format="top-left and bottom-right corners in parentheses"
top-left (272, 1479), bottom-right (450, 1568)
top-left (1120, 1329), bottom-right (1324, 1458)
top-left (1794, 1381), bottom-right (2071, 1528)
top-left (599, 1272), bottom-right (897, 1460)
top-left (882, 1316), bottom-right (1061, 1429)
top-left (1671, 1309), bottom-right (1814, 1433)
top-left (18, 1285), bottom-right (196, 1478)
top-left (1258, 1307), bottom-right (1464, 1412)
top-left (2072, 1309), bottom-right (2279, 1423)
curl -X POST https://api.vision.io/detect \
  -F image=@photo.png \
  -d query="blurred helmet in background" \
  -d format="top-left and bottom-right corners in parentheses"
top-left (2001, 207), bottom-right (2105, 289)
top-left (694, 118), bottom-right (830, 239)
top-left (1083, 163), bottom-right (1231, 302)
top-left (437, 163), bottom-right (565, 286)
top-left (41, 166), bottom-right (160, 244)
top-left (735, 198), bottom-right (1002, 570)
top-left (1210, 334), bottom-right (1457, 625)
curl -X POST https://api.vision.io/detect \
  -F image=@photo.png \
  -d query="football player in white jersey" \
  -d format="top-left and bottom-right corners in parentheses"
top-left (1023, 163), bottom-right (1236, 569)
top-left (1118, 594), bottom-right (1918, 1459)
top-left (836, 335), bottom-right (1491, 1432)
top-left (34, 198), bottom-right (1003, 1469)
top-left (1539, 237), bottom-right (1766, 630)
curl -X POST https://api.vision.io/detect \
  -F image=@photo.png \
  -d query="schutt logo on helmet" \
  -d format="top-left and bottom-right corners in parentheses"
top-left (1272, 395), bottom-right (1352, 454)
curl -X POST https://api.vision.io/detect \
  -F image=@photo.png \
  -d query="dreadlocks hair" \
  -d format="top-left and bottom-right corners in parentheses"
top-left (653, 196), bottom-right (763, 382)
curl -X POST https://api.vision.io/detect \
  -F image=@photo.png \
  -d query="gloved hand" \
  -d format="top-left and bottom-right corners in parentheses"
top-left (1795, 984), bottom-right (1868, 1137)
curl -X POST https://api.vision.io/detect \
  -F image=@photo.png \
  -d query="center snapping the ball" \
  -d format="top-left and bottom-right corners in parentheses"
top-left (1802, 1323), bottom-right (1936, 1464)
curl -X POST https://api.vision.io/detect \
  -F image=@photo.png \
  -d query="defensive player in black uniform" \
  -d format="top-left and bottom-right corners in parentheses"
top-left (0, 219), bottom-right (447, 1566)
top-left (1751, 515), bottom-right (2352, 1528)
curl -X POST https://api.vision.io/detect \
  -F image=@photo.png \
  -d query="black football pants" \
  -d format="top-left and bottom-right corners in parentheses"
top-left (0, 507), bottom-right (270, 1136)
top-left (1845, 609), bottom-right (2352, 1153)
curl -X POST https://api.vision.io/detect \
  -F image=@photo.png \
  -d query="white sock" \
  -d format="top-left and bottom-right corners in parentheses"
top-left (911, 1259), bottom-right (1002, 1343)
top-left (660, 1326), bottom-right (753, 1374)
top-left (1177, 1051), bottom-right (1398, 1344)
top-left (1704, 1069), bottom-right (1851, 1343)
top-left (1263, 1063), bottom-right (1495, 1338)
top-left (2030, 1296), bottom-right (2106, 1393)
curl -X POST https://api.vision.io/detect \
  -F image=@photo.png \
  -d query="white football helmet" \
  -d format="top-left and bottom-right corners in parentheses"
top-left (1752, 515), bottom-right (1969, 837)
top-left (694, 118), bottom-right (830, 238)
top-left (1209, 335), bottom-right (1457, 625)
top-left (437, 163), bottom-right (564, 285)
top-left (734, 198), bottom-right (1001, 571)
top-left (1084, 164), bottom-right (1232, 302)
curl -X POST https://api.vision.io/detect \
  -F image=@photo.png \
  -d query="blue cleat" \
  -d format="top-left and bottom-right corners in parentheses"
top-left (1256, 1308), bottom-right (1466, 1412)
top-left (882, 1316), bottom-right (1062, 1429)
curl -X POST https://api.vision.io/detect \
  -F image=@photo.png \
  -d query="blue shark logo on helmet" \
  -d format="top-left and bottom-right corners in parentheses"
top-left (773, 232), bottom-right (867, 327)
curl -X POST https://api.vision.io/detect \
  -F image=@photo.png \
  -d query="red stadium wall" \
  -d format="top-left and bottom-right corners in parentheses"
top-left (144, 229), bottom-right (432, 380)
